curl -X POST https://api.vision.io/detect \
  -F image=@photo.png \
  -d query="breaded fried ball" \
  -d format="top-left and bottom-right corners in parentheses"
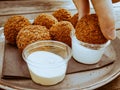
top-left (50, 21), bottom-right (74, 46)
top-left (75, 14), bottom-right (107, 44)
top-left (4, 15), bottom-right (31, 45)
top-left (53, 8), bottom-right (72, 22)
top-left (16, 25), bottom-right (51, 52)
top-left (33, 13), bottom-right (58, 29)
top-left (70, 13), bottom-right (78, 27)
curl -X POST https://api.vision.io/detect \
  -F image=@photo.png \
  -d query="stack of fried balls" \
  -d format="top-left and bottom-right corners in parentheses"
top-left (4, 8), bottom-right (74, 52)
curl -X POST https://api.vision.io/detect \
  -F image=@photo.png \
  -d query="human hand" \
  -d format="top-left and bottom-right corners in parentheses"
top-left (73, 0), bottom-right (117, 40)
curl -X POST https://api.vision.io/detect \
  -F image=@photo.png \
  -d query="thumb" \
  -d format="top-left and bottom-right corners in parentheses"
top-left (91, 0), bottom-right (116, 40)
top-left (99, 16), bottom-right (116, 40)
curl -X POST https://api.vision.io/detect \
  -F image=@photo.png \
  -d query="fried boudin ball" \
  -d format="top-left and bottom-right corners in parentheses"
top-left (53, 8), bottom-right (72, 22)
top-left (75, 14), bottom-right (107, 44)
top-left (50, 21), bottom-right (74, 46)
top-left (16, 25), bottom-right (51, 51)
top-left (70, 13), bottom-right (78, 27)
top-left (4, 15), bottom-right (31, 45)
top-left (33, 13), bottom-right (58, 29)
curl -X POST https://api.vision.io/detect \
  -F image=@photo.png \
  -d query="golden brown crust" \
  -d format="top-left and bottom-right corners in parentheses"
top-left (75, 14), bottom-right (107, 44)
top-left (70, 13), bottom-right (78, 27)
top-left (50, 21), bottom-right (74, 46)
top-left (16, 25), bottom-right (51, 52)
top-left (33, 13), bottom-right (58, 29)
top-left (112, 0), bottom-right (120, 3)
top-left (52, 8), bottom-right (72, 22)
top-left (4, 15), bottom-right (31, 45)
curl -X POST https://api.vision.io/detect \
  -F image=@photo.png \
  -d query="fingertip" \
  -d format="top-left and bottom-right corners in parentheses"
top-left (107, 30), bottom-right (116, 40)
top-left (103, 29), bottom-right (116, 40)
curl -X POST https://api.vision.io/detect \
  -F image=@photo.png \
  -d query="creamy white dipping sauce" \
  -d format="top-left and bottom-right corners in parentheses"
top-left (27, 51), bottom-right (67, 85)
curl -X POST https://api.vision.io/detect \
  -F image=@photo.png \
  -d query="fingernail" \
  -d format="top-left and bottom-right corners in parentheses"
top-left (107, 30), bottom-right (116, 40)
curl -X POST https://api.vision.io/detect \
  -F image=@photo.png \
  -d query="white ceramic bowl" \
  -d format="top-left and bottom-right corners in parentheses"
top-left (71, 30), bottom-right (111, 64)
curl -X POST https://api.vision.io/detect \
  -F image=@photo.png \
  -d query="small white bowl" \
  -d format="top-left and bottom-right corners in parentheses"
top-left (71, 30), bottom-right (111, 64)
top-left (22, 40), bottom-right (72, 85)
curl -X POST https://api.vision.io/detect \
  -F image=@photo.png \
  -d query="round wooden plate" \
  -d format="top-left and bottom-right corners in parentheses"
top-left (0, 27), bottom-right (120, 90)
